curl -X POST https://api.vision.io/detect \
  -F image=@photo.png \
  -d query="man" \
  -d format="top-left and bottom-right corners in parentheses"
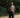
top-left (8, 2), bottom-right (15, 18)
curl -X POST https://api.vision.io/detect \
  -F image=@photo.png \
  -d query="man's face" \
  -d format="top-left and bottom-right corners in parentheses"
top-left (11, 2), bottom-right (13, 5)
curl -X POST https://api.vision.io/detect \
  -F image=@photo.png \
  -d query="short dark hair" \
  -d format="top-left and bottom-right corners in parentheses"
top-left (10, 1), bottom-right (14, 5)
top-left (11, 1), bottom-right (13, 2)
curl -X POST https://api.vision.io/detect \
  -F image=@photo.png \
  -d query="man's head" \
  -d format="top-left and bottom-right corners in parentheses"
top-left (11, 2), bottom-right (13, 5)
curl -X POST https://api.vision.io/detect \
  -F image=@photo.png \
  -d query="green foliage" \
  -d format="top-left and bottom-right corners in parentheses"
top-left (0, 7), bottom-right (7, 16)
top-left (15, 12), bottom-right (20, 15)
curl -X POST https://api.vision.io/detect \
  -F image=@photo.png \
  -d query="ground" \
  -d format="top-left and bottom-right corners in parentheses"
top-left (1, 15), bottom-right (20, 18)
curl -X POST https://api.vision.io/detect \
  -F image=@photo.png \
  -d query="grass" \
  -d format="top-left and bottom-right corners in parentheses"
top-left (15, 13), bottom-right (20, 15)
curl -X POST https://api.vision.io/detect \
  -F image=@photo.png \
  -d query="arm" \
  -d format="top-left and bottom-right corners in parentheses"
top-left (8, 7), bottom-right (11, 11)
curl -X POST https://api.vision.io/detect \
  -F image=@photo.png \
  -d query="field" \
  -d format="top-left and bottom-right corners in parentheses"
top-left (1, 15), bottom-right (20, 18)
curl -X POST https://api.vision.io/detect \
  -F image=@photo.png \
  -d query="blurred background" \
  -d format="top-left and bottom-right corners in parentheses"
top-left (0, 0), bottom-right (20, 16)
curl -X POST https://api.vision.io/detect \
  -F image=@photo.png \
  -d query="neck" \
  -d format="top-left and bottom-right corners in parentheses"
top-left (11, 5), bottom-right (13, 6)
top-left (11, 4), bottom-right (13, 5)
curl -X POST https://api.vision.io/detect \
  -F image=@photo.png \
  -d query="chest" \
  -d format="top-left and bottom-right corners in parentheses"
top-left (11, 6), bottom-right (15, 9)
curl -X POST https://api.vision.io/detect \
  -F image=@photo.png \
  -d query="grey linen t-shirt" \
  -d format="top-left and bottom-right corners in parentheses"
top-left (10, 5), bottom-right (15, 12)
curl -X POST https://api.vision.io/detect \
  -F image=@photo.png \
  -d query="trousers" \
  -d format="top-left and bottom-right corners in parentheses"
top-left (9, 11), bottom-right (14, 18)
top-left (9, 14), bottom-right (14, 18)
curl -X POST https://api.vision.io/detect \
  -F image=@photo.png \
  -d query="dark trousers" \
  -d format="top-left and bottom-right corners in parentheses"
top-left (9, 14), bottom-right (14, 18)
top-left (9, 11), bottom-right (14, 18)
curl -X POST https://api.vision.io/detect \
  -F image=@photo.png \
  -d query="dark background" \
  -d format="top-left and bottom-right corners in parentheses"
top-left (0, 0), bottom-right (20, 16)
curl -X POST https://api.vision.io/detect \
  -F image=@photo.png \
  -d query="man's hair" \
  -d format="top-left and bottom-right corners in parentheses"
top-left (10, 1), bottom-right (14, 5)
top-left (11, 1), bottom-right (13, 3)
top-left (11, 1), bottom-right (13, 2)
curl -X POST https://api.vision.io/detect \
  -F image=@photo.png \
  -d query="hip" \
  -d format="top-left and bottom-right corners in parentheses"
top-left (9, 11), bottom-right (15, 14)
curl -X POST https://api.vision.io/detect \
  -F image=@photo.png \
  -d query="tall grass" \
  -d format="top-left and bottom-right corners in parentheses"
top-left (15, 12), bottom-right (20, 15)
